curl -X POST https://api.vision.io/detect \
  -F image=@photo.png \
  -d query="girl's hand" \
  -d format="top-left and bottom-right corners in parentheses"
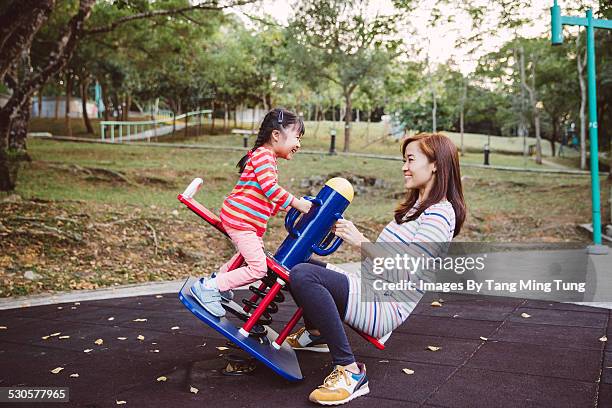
top-left (292, 197), bottom-right (313, 214)
top-left (334, 219), bottom-right (369, 248)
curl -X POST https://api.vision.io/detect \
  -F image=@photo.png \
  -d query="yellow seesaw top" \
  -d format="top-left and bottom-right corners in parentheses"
top-left (325, 177), bottom-right (354, 203)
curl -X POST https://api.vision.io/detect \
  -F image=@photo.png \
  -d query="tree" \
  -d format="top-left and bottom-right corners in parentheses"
top-left (0, 0), bottom-right (255, 192)
top-left (286, 0), bottom-right (401, 152)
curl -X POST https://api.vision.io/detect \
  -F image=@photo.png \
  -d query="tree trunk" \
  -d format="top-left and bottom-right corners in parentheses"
top-left (65, 73), bottom-right (72, 137)
top-left (0, 97), bottom-right (31, 191)
top-left (54, 94), bottom-right (60, 119)
top-left (343, 91), bottom-right (353, 153)
top-left (0, 147), bottom-right (18, 191)
top-left (520, 48), bottom-right (542, 165)
top-left (233, 107), bottom-right (237, 128)
top-left (37, 87), bottom-right (43, 117)
top-left (211, 100), bottom-right (215, 132)
top-left (251, 105), bottom-right (257, 133)
top-left (534, 110), bottom-right (542, 165)
top-left (81, 77), bottom-right (94, 134)
top-left (460, 80), bottom-right (467, 156)
top-left (550, 119), bottom-right (558, 158)
top-left (515, 46), bottom-right (528, 160)
top-left (261, 95), bottom-right (268, 111)
top-left (9, 98), bottom-right (31, 153)
top-left (125, 93), bottom-right (131, 121)
top-left (223, 102), bottom-right (228, 132)
top-left (0, 0), bottom-right (56, 83)
top-left (576, 35), bottom-right (587, 170)
top-left (101, 82), bottom-right (110, 121)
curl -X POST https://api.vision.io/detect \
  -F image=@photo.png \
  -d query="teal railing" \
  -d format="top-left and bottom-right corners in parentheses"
top-left (100, 109), bottom-right (212, 142)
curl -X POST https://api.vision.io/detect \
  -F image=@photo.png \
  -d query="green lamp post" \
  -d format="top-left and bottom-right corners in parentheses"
top-left (551, 1), bottom-right (611, 255)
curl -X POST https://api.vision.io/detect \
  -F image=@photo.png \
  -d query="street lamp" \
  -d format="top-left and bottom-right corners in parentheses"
top-left (550, 1), bottom-right (611, 254)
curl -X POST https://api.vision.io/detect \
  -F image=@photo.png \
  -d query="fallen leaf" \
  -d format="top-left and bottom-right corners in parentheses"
top-left (599, 336), bottom-right (608, 342)
top-left (452, 314), bottom-right (460, 318)
top-left (59, 336), bottom-right (70, 339)
top-left (116, 401), bottom-right (126, 405)
top-left (438, 298), bottom-right (444, 303)
top-left (171, 326), bottom-right (180, 330)
top-left (480, 337), bottom-right (488, 341)
top-left (41, 335), bottom-right (50, 340)
top-left (137, 335), bottom-right (145, 341)
top-left (70, 373), bottom-right (79, 378)
top-left (94, 339), bottom-right (103, 345)
top-left (216, 346), bottom-right (229, 351)
top-left (50, 367), bottom-right (64, 374)
top-left (430, 301), bottom-right (442, 307)
top-left (150, 349), bottom-right (160, 353)
top-left (107, 317), bottom-right (115, 321)
top-left (402, 368), bottom-right (415, 375)
top-left (426, 346), bottom-right (441, 352)
top-left (151, 342), bottom-right (157, 345)
top-left (70, 307), bottom-right (77, 310)
top-left (83, 349), bottom-right (93, 353)
top-left (57, 307), bottom-right (63, 310)
top-left (132, 318), bottom-right (147, 322)
top-left (117, 337), bottom-right (127, 341)
top-left (0, 326), bottom-right (7, 330)
top-left (189, 386), bottom-right (199, 394)
top-left (379, 360), bottom-right (389, 363)
top-left (157, 376), bottom-right (167, 382)
top-left (74, 302), bottom-right (80, 305)
top-left (155, 295), bottom-right (163, 298)
top-left (520, 313), bottom-right (531, 318)
top-left (50, 332), bottom-right (61, 337)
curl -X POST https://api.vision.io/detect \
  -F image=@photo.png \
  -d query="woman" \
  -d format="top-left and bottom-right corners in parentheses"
top-left (287, 132), bottom-right (466, 405)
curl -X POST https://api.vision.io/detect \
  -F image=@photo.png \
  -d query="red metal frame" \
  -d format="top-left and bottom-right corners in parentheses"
top-left (177, 193), bottom-right (385, 350)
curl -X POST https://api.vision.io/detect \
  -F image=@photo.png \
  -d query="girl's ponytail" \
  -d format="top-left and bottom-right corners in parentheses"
top-left (236, 107), bottom-right (304, 174)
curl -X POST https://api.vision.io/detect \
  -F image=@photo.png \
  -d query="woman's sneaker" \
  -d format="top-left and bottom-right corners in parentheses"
top-left (309, 363), bottom-right (369, 405)
top-left (190, 278), bottom-right (226, 317)
top-left (286, 327), bottom-right (330, 353)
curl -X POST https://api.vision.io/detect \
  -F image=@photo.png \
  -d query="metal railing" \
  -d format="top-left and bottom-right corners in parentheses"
top-left (100, 109), bottom-right (212, 143)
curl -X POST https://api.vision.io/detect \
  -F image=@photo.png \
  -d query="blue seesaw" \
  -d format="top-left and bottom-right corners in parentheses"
top-left (177, 177), bottom-right (385, 381)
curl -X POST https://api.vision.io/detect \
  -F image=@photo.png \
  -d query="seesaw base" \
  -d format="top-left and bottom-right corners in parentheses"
top-left (179, 277), bottom-right (303, 381)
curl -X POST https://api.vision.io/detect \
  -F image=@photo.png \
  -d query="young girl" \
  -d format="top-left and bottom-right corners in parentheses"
top-left (191, 108), bottom-right (312, 317)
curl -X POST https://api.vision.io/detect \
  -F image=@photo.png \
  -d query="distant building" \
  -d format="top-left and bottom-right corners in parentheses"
top-left (234, 105), bottom-right (266, 125)
top-left (31, 96), bottom-right (98, 118)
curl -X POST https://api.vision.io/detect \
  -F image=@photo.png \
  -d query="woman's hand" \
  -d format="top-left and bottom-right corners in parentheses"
top-left (333, 219), bottom-right (370, 248)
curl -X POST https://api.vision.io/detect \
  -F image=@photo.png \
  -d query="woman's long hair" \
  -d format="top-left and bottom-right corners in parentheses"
top-left (394, 133), bottom-right (466, 237)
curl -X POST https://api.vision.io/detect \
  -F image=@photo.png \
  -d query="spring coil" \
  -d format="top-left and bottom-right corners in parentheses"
top-left (240, 271), bottom-right (286, 326)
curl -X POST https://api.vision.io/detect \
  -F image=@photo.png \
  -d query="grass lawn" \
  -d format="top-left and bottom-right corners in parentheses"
top-left (1, 138), bottom-right (608, 298)
top-left (29, 117), bottom-right (559, 167)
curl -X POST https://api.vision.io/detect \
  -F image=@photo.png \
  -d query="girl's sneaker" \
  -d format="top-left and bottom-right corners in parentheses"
top-left (286, 327), bottom-right (330, 353)
top-left (308, 363), bottom-right (369, 405)
top-left (220, 289), bottom-right (234, 302)
top-left (210, 272), bottom-right (233, 301)
top-left (190, 278), bottom-right (226, 317)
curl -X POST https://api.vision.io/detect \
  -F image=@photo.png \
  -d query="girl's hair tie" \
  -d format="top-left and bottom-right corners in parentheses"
top-left (278, 110), bottom-right (284, 125)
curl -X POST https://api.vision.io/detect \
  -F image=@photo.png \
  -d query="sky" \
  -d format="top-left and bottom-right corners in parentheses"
top-left (233, 0), bottom-right (601, 74)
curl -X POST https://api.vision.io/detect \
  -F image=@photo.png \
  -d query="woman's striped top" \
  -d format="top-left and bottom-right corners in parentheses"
top-left (336, 200), bottom-right (456, 339)
top-left (220, 146), bottom-right (295, 236)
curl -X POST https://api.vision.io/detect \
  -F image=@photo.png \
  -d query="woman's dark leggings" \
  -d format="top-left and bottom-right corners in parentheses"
top-left (289, 261), bottom-right (355, 366)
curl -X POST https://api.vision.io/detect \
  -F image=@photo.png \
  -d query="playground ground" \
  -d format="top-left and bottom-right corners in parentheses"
top-left (1, 275), bottom-right (611, 408)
